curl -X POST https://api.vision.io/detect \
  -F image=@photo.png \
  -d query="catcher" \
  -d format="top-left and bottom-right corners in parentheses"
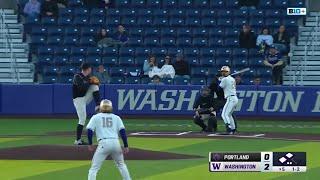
top-left (193, 86), bottom-right (218, 133)
top-left (72, 63), bottom-right (101, 145)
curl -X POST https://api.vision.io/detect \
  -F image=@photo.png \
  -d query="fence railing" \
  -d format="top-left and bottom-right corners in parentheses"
top-left (0, 9), bottom-right (20, 83)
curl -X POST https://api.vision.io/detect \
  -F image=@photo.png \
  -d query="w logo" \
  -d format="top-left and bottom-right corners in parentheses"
top-left (211, 163), bottom-right (221, 170)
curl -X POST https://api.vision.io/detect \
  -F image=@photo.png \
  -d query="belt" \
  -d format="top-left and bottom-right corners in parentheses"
top-left (226, 95), bottom-right (236, 98)
top-left (98, 138), bottom-right (117, 142)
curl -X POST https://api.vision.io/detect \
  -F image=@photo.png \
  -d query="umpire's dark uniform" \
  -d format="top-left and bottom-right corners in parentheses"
top-left (193, 94), bottom-right (218, 132)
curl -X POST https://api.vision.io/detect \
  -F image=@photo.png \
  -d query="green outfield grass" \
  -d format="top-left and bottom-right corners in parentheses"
top-left (0, 118), bottom-right (319, 180)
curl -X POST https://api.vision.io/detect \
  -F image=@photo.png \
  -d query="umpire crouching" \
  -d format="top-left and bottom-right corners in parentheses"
top-left (193, 86), bottom-right (217, 133)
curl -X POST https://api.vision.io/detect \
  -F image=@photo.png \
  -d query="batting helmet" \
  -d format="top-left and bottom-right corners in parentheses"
top-left (100, 99), bottom-right (113, 113)
top-left (220, 66), bottom-right (230, 72)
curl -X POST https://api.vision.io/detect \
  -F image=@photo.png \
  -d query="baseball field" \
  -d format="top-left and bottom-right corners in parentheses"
top-left (0, 118), bottom-right (319, 180)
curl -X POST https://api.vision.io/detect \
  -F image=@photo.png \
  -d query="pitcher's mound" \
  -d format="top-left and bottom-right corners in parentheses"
top-left (0, 145), bottom-right (201, 160)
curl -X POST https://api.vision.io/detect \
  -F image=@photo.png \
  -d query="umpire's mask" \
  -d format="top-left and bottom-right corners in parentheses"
top-left (200, 86), bottom-right (211, 97)
top-left (100, 99), bottom-right (113, 113)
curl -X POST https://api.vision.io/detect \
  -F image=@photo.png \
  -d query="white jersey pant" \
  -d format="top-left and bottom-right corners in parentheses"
top-left (73, 85), bottom-right (99, 125)
top-left (221, 96), bottom-right (238, 130)
top-left (88, 139), bottom-right (131, 180)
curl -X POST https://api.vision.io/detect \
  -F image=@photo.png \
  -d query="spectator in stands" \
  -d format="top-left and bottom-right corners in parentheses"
top-left (173, 53), bottom-right (190, 79)
top-left (253, 76), bottom-right (261, 85)
top-left (273, 25), bottom-right (290, 54)
top-left (57, 0), bottom-right (68, 8)
top-left (264, 46), bottom-right (285, 85)
top-left (23, 0), bottom-right (41, 18)
top-left (143, 55), bottom-right (161, 79)
top-left (159, 55), bottom-right (175, 79)
top-left (40, 0), bottom-right (58, 17)
top-left (93, 65), bottom-right (110, 84)
top-left (113, 25), bottom-right (129, 45)
top-left (239, 24), bottom-right (256, 49)
top-left (148, 75), bottom-right (164, 85)
top-left (235, 75), bottom-right (243, 85)
top-left (239, 0), bottom-right (259, 10)
top-left (84, 0), bottom-right (110, 8)
top-left (256, 27), bottom-right (273, 53)
top-left (94, 28), bottom-right (116, 48)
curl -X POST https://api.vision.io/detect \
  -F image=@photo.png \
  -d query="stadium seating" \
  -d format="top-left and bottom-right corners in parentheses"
top-left (25, 0), bottom-right (301, 85)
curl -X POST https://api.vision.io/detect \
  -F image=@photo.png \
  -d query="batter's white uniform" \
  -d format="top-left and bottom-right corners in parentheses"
top-left (219, 75), bottom-right (238, 130)
top-left (86, 113), bottom-right (131, 180)
top-left (73, 85), bottom-right (99, 125)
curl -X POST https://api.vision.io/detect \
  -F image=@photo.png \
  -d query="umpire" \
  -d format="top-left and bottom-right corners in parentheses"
top-left (73, 63), bottom-right (101, 145)
top-left (193, 86), bottom-right (217, 133)
top-left (209, 72), bottom-right (237, 132)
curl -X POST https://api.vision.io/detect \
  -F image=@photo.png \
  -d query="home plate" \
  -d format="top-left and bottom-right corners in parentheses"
top-left (130, 131), bottom-right (192, 136)
top-left (208, 133), bottom-right (265, 138)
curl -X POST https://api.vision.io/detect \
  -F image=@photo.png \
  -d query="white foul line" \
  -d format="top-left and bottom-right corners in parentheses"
top-left (177, 131), bottom-right (193, 136)
top-left (207, 133), bottom-right (265, 138)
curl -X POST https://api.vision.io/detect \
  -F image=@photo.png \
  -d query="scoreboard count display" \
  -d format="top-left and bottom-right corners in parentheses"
top-left (209, 152), bottom-right (306, 172)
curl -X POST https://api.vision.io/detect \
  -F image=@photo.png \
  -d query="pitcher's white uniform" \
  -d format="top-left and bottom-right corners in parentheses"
top-left (219, 75), bottom-right (238, 130)
top-left (86, 113), bottom-right (131, 180)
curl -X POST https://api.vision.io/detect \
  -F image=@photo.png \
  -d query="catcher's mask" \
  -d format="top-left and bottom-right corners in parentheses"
top-left (200, 86), bottom-right (211, 97)
top-left (100, 99), bottom-right (113, 113)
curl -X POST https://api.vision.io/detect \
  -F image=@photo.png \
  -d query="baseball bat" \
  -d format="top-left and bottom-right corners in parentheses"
top-left (230, 68), bottom-right (250, 76)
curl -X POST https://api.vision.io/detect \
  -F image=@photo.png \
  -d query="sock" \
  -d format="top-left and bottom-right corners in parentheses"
top-left (76, 124), bottom-right (84, 140)
top-left (93, 91), bottom-right (101, 106)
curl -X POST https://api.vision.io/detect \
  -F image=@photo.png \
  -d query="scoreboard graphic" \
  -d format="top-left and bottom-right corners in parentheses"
top-left (209, 152), bottom-right (306, 172)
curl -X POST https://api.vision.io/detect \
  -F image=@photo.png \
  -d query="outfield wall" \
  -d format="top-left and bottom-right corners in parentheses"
top-left (1, 84), bottom-right (320, 117)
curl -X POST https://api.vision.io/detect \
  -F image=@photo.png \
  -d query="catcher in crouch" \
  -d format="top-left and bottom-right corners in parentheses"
top-left (72, 63), bottom-right (101, 145)
top-left (193, 86), bottom-right (218, 133)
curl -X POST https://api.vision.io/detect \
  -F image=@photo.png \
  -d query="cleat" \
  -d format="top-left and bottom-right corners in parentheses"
top-left (74, 139), bottom-right (88, 145)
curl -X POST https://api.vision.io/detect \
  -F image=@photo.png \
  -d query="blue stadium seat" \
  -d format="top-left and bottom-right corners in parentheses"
top-left (87, 47), bottom-right (102, 56)
top-left (208, 38), bottom-right (224, 47)
top-left (110, 67), bottom-right (126, 76)
top-left (256, 67), bottom-right (272, 77)
top-left (184, 48), bottom-right (199, 57)
top-left (106, 17), bottom-right (121, 26)
top-left (119, 57), bottom-right (135, 66)
top-left (79, 36), bottom-right (95, 46)
top-left (38, 46), bottom-right (54, 55)
top-left (283, 18), bottom-right (298, 27)
top-left (42, 76), bottom-right (58, 84)
top-left (265, 18), bottom-right (281, 28)
top-left (103, 47), bottom-right (118, 56)
top-left (65, 27), bottom-right (80, 36)
top-left (194, 0), bottom-right (209, 7)
top-left (141, 77), bottom-right (151, 84)
top-left (63, 36), bottom-right (78, 46)
top-left (191, 67), bottom-right (209, 77)
top-left (248, 49), bottom-right (260, 57)
top-left (217, 18), bottom-right (233, 27)
top-left (249, 9), bottom-right (264, 17)
top-left (153, 9), bottom-right (169, 17)
top-left (31, 26), bottom-right (47, 36)
top-left (259, 0), bottom-right (272, 8)
top-left (233, 48), bottom-right (248, 57)
top-left (59, 8), bottom-right (74, 17)
top-left (135, 47), bottom-right (151, 56)
top-left (185, 17), bottom-right (201, 27)
top-left (106, 9), bottom-right (120, 17)
top-left (161, 78), bottom-right (174, 85)
top-left (121, 17), bottom-right (137, 27)
top-left (177, 28), bottom-right (192, 37)
top-left (178, 0), bottom-right (193, 7)
top-left (41, 17), bottom-right (56, 26)
top-left (110, 76), bottom-right (125, 84)
top-left (188, 57), bottom-right (200, 66)
top-left (224, 38), bottom-right (239, 47)
top-left (191, 78), bottom-right (206, 85)
top-left (146, 0), bottom-right (162, 7)
top-left (161, 28), bottom-right (177, 37)
top-left (43, 66), bottom-right (59, 75)
top-left (210, 0), bottom-right (224, 8)
top-left (37, 55), bottom-right (53, 65)
top-left (233, 9), bottom-right (248, 17)
top-left (131, 0), bottom-right (145, 7)
top-left (169, 17), bottom-right (185, 26)
top-left (225, 28), bottom-right (240, 37)
top-left (249, 18), bottom-right (264, 28)
top-left (201, 9), bottom-right (216, 17)
top-left (68, 0), bottom-right (82, 7)
top-left (176, 37), bottom-right (192, 47)
top-left (137, 17), bottom-right (153, 27)
top-left (161, 37), bottom-right (176, 47)
top-left (274, 0), bottom-right (288, 8)
top-left (199, 58), bottom-right (215, 67)
top-left (145, 28), bottom-right (160, 37)
top-left (120, 9), bottom-right (137, 17)
top-left (102, 56), bottom-right (118, 66)
top-left (167, 48), bottom-right (183, 56)
top-left (186, 9), bottom-right (201, 17)
top-left (226, 0), bottom-right (239, 8)
top-left (174, 77), bottom-right (190, 85)
top-left (209, 28), bottom-right (224, 37)
top-left (59, 66), bottom-right (76, 75)
top-left (31, 35), bottom-right (46, 45)
top-left (90, 8), bottom-right (105, 17)
top-left (216, 57), bottom-right (232, 66)
top-left (54, 47), bottom-right (70, 55)
top-left (47, 27), bottom-right (64, 36)
top-left (129, 27), bottom-right (144, 37)
top-left (53, 56), bottom-right (69, 65)
top-left (248, 57), bottom-right (264, 67)
top-left (216, 48), bottom-right (232, 57)
top-left (135, 57), bottom-right (148, 66)
top-left (74, 8), bottom-right (89, 17)
top-left (86, 56), bottom-right (101, 65)
top-left (153, 17), bottom-right (169, 26)
top-left (193, 28), bottom-right (209, 37)
top-left (144, 37), bottom-right (160, 47)
top-left (200, 48), bottom-right (215, 57)
top-left (201, 17), bottom-right (216, 27)
top-left (162, 0), bottom-right (178, 8)
top-left (114, 0), bottom-right (130, 7)
top-left (69, 55), bottom-right (85, 65)
top-left (127, 37), bottom-right (143, 47)
top-left (58, 17), bottom-right (72, 26)
top-left (265, 9), bottom-right (284, 18)
top-left (125, 77), bottom-right (141, 84)
top-left (217, 10), bottom-right (233, 17)
top-left (233, 58), bottom-right (248, 67)
top-left (193, 38), bottom-right (208, 47)
top-left (233, 18), bottom-right (248, 27)
top-left (71, 47), bottom-right (87, 56)
top-left (119, 47), bottom-right (135, 56)
top-left (260, 78), bottom-right (272, 86)
top-left (288, 0), bottom-right (304, 7)
top-left (58, 75), bottom-right (74, 83)
top-left (126, 67), bottom-right (142, 75)
top-left (90, 17), bottom-right (105, 26)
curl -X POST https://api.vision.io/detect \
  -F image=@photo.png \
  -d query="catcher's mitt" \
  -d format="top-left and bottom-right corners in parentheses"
top-left (89, 76), bottom-right (100, 85)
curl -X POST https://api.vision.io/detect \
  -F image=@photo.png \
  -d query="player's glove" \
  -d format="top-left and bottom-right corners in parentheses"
top-left (89, 76), bottom-right (100, 85)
